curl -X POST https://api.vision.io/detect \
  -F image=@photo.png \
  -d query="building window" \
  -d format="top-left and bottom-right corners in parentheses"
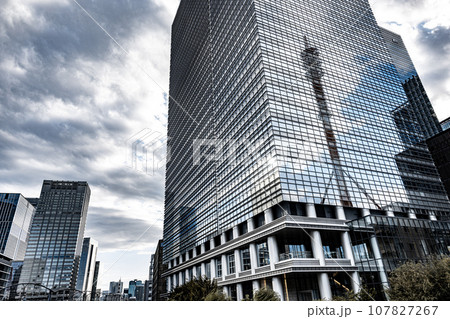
top-left (205, 261), bottom-right (211, 279)
top-left (227, 253), bottom-right (235, 274)
top-left (216, 258), bottom-right (222, 277)
top-left (238, 222), bottom-right (248, 235)
top-left (322, 232), bottom-right (345, 258)
top-left (257, 242), bottom-right (270, 267)
top-left (254, 214), bottom-right (265, 228)
top-left (240, 247), bottom-right (251, 270)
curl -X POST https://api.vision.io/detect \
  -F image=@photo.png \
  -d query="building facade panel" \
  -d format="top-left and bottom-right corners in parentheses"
top-left (18, 181), bottom-right (91, 300)
top-left (163, 0), bottom-right (450, 300)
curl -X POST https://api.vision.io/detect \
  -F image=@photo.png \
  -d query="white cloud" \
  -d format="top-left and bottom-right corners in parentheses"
top-left (370, 0), bottom-right (450, 120)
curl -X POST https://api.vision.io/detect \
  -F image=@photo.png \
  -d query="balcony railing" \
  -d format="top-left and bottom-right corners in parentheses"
top-left (279, 251), bottom-right (313, 261)
top-left (323, 251), bottom-right (344, 259)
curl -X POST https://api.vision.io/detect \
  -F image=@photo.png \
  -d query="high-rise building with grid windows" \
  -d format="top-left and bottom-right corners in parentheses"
top-left (0, 194), bottom-right (35, 300)
top-left (162, 0), bottom-right (450, 300)
top-left (75, 237), bottom-right (98, 300)
top-left (18, 180), bottom-right (91, 300)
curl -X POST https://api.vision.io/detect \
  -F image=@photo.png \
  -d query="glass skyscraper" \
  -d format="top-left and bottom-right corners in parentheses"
top-left (75, 237), bottom-right (98, 300)
top-left (18, 181), bottom-right (91, 300)
top-left (0, 194), bottom-right (35, 299)
top-left (162, 0), bottom-right (450, 300)
top-left (441, 117), bottom-right (450, 131)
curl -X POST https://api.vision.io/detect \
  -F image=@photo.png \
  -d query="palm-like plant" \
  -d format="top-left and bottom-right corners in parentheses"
top-left (252, 287), bottom-right (280, 301)
top-left (169, 276), bottom-right (228, 301)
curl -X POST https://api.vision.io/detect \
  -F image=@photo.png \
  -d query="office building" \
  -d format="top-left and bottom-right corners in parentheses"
top-left (18, 181), bottom-right (91, 300)
top-left (151, 240), bottom-right (166, 300)
top-left (427, 130), bottom-right (450, 200)
top-left (0, 194), bottom-right (35, 300)
top-left (109, 279), bottom-right (123, 295)
top-left (144, 280), bottom-right (151, 301)
top-left (135, 283), bottom-right (145, 301)
top-left (162, 0), bottom-right (450, 300)
top-left (380, 27), bottom-right (449, 215)
top-left (441, 117), bottom-right (450, 131)
top-left (104, 279), bottom-right (124, 301)
top-left (90, 261), bottom-right (101, 301)
top-left (380, 27), bottom-right (442, 139)
top-left (76, 237), bottom-right (98, 300)
top-left (127, 279), bottom-right (143, 300)
top-left (145, 254), bottom-right (154, 301)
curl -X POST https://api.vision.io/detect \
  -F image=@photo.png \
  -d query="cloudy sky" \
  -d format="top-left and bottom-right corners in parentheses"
top-left (0, 0), bottom-right (449, 291)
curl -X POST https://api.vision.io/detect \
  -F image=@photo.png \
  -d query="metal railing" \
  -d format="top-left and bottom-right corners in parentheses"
top-left (279, 251), bottom-right (313, 261)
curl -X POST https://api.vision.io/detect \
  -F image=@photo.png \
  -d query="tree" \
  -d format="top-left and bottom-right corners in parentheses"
top-left (252, 287), bottom-right (280, 301)
top-left (387, 256), bottom-right (450, 301)
top-left (332, 286), bottom-right (376, 301)
top-left (169, 277), bottom-right (228, 301)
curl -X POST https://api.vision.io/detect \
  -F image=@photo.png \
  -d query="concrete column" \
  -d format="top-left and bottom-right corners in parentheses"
top-left (201, 243), bottom-right (206, 254)
top-left (252, 280), bottom-right (260, 291)
top-left (310, 230), bottom-right (325, 265)
top-left (306, 203), bottom-right (317, 218)
top-left (168, 261), bottom-right (171, 270)
top-left (221, 254), bottom-right (227, 278)
top-left (408, 209), bottom-right (417, 219)
top-left (210, 258), bottom-right (217, 279)
top-left (429, 213), bottom-right (437, 221)
top-left (267, 236), bottom-right (279, 269)
top-left (185, 252), bottom-right (189, 262)
top-left (370, 236), bottom-right (390, 289)
top-left (272, 276), bottom-right (284, 301)
top-left (236, 283), bottom-right (244, 301)
top-left (221, 233), bottom-right (226, 245)
top-left (264, 208), bottom-right (273, 223)
top-left (234, 249), bottom-right (241, 275)
top-left (249, 243), bottom-right (258, 272)
top-left (167, 276), bottom-right (171, 292)
top-left (386, 209), bottom-right (395, 217)
top-left (193, 266), bottom-right (197, 278)
top-left (185, 268), bottom-right (190, 281)
top-left (336, 206), bottom-right (346, 220)
top-left (222, 285), bottom-right (229, 298)
top-left (362, 208), bottom-right (370, 217)
top-left (351, 272), bottom-right (361, 293)
top-left (233, 226), bottom-right (239, 240)
top-left (210, 238), bottom-right (215, 249)
top-left (247, 218), bottom-right (255, 232)
top-left (193, 249), bottom-right (197, 258)
top-left (201, 262), bottom-right (206, 277)
top-left (179, 272), bottom-right (183, 285)
top-left (173, 274), bottom-right (177, 288)
top-left (317, 273), bottom-right (332, 300)
top-left (341, 232), bottom-right (355, 264)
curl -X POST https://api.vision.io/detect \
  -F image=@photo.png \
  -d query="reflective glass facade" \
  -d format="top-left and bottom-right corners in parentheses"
top-left (164, 0), bottom-right (450, 266)
top-left (19, 181), bottom-right (90, 300)
top-left (380, 27), bottom-right (441, 139)
top-left (441, 117), bottom-right (450, 131)
top-left (75, 237), bottom-right (98, 299)
top-left (427, 130), bottom-right (450, 201)
top-left (0, 194), bottom-right (34, 299)
top-left (0, 194), bottom-right (34, 260)
top-left (348, 215), bottom-right (450, 298)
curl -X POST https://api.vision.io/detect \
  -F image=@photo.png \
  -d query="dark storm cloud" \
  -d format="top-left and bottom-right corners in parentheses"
top-left (86, 208), bottom-right (163, 250)
top-left (416, 24), bottom-right (450, 56)
top-left (415, 23), bottom-right (450, 102)
top-left (0, 0), bottom-right (170, 252)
